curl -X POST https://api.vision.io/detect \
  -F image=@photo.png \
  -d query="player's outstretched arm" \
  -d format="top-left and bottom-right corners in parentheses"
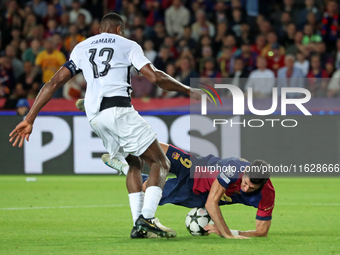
top-left (238, 220), bottom-right (271, 237)
top-left (9, 67), bottom-right (72, 147)
top-left (139, 64), bottom-right (211, 102)
top-left (204, 179), bottom-right (249, 239)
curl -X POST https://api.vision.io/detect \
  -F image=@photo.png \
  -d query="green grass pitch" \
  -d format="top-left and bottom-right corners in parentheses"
top-left (0, 176), bottom-right (339, 255)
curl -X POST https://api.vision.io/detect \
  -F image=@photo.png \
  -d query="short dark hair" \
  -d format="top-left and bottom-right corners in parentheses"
top-left (160, 44), bottom-right (169, 50)
top-left (234, 57), bottom-right (244, 63)
top-left (244, 159), bottom-right (270, 187)
top-left (287, 22), bottom-right (295, 27)
top-left (101, 13), bottom-right (124, 29)
top-left (134, 25), bottom-right (145, 31)
top-left (241, 42), bottom-right (251, 46)
top-left (311, 53), bottom-right (320, 60)
top-left (204, 57), bottom-right (215, 65)
top-left (232, 7), bottom-right (242, 13)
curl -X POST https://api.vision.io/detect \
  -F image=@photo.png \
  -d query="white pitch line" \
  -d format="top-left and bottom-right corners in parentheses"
top-left (1, 203), bottom-right (340, 211)
top-left (0, 204), bottom-right (128, 211)
top-left (276, 203), bottom-right (340, 206)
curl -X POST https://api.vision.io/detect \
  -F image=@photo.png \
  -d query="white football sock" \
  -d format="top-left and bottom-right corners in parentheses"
top-left (128, 191), bottom-right (144, 226)
top-left (122, 165), bottom-right (129, 175)
top-left (141, 186), bottom-right (162, 219)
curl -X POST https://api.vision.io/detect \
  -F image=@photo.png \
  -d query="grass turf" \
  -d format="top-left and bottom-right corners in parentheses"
top-left (0, 176), bottom-right (339, 255)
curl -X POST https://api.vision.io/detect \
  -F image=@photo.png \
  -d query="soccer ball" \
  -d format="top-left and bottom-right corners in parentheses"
top-left (185, 207), bottom-right (213, 236)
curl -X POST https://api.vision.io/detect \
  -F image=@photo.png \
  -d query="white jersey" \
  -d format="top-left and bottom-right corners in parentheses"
top-left (69, 33), bottom-right (151, 121)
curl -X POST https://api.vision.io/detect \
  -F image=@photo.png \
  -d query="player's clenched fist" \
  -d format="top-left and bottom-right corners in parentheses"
top-left (9, 120), bottom-right (33, 147)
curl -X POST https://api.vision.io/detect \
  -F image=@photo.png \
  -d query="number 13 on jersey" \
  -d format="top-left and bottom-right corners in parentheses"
top-left (89, 48), bottom-right (114, 78)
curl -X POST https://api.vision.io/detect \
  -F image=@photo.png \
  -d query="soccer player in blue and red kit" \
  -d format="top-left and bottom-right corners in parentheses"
top-left (104, 142), bottom-right (275, 239)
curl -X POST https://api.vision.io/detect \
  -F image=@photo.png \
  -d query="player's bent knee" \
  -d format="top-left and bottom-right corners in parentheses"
top-left (161, 157), bottom-right (170, 172)
top-left (158, 158), bottom-right (170, 181)
top-left (126, 155), bottom-right (144, 170)
top-left (153, 155), bottom-right (170, 172)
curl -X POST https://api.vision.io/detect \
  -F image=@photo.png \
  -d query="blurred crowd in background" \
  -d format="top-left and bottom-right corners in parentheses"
top-left (1, 0), bottom-right (340, 110)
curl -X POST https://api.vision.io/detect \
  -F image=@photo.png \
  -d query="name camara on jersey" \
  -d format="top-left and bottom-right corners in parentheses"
top-left (91, 37), bottom-right (116, 45)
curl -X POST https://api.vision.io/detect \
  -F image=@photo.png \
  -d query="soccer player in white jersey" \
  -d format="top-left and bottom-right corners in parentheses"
top-left (9, 13), bottom-right (207, 238)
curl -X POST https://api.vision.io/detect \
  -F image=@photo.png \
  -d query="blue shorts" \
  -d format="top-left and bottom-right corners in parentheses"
top-left (143, 145), bottom-right (208, 208)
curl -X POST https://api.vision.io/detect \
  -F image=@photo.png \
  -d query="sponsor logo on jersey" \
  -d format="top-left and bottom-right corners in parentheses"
top-left (264, 205), bottom-right (274, 211)
top-left (172, 152), bottom-right (180, 160)
top-left (221, 168), bottom-right (235, 178)
top-left (220, 194), bottom-right (232, 202)
top-left (220, 172), bottom-right (231, 184)
top-left (239, 157), bottom-right (249, 163)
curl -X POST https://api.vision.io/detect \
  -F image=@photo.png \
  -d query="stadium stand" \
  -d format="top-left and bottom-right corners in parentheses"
top-left (1, 0), bottom-right (340, 111)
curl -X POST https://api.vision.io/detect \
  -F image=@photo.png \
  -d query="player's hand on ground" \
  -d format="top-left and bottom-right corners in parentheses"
top-left (190, 88), bottom-right (212, 103)
top-left (9, 120), bottom-right (33, 147)
top-left (204, 224), bottom-right (221, 236)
